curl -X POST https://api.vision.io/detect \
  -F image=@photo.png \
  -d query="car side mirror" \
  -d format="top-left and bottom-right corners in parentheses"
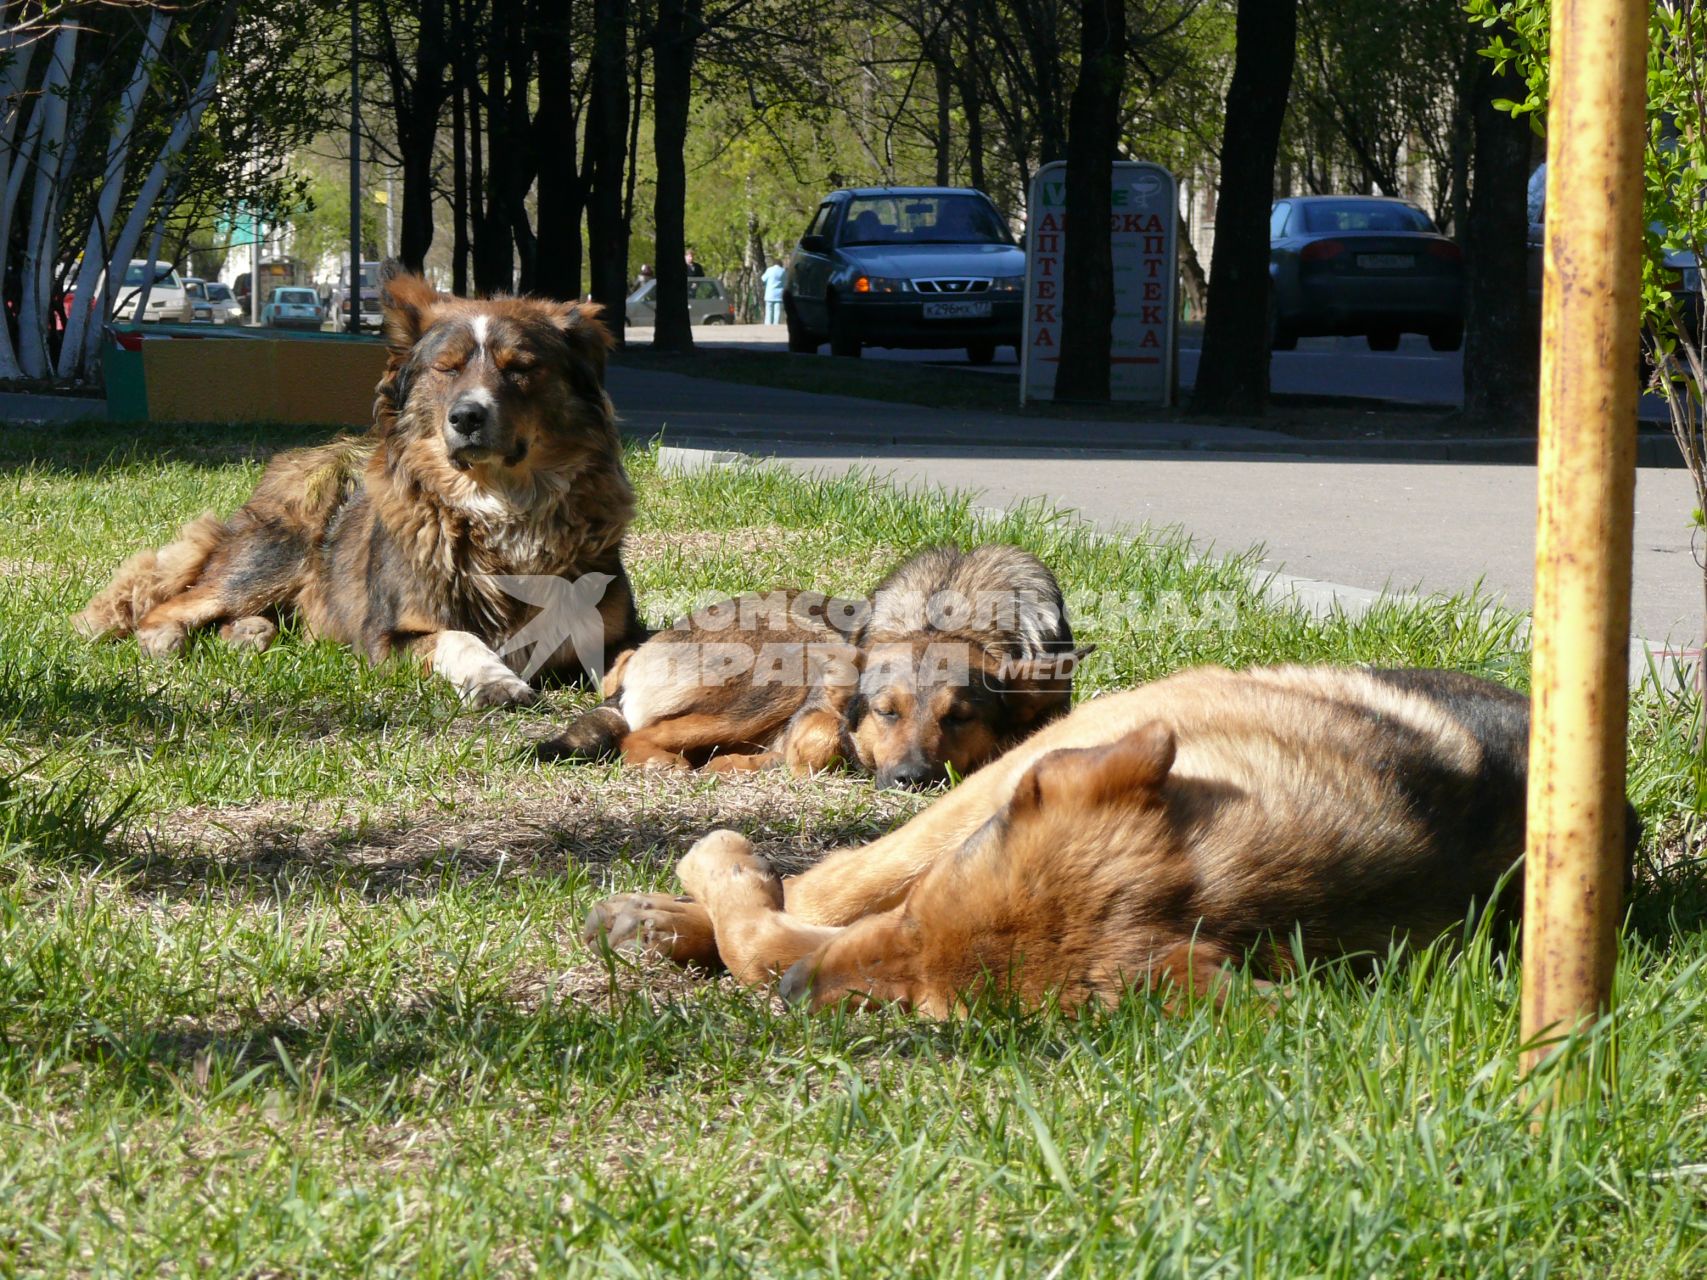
top-left (800, 234), bottom-right (829, 255)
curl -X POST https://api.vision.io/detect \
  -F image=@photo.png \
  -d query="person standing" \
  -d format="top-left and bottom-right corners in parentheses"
top-left (761, 260), bottom-right (786, 326)
top-left (684, 249), bottom-right (705, 278)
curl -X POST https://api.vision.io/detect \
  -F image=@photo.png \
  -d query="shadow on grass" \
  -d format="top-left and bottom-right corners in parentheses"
top-left (0, 420), bottom-right (340, 474)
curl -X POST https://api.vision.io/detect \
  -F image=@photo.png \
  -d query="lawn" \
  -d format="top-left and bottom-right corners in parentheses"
top-left (1, 419), bottom-right (1704, 1276)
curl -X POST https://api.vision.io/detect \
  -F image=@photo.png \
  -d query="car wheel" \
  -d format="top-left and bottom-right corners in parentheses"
top-left (702, 315), bottom-right (726, 325)
top-left (827, 299), bottom-right (861, 358)
top-left (966, 341), bottom-right (996, 365)
top-left (1367, 330), bottom-right (1401, 352)
top-left (784, 298), bottom-right (817, 354)
top-left (1427, 323), bottom-right (1463, 352)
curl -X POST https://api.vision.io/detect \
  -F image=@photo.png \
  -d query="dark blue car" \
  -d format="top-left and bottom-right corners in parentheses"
top-left (783, 187), bottom-right (1026, 363)
top-left (1268, 196), bottom-right (1465, 352)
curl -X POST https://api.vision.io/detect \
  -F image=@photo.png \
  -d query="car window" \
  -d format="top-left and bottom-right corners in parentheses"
top-left (184, 280), bottom-right (207, 300)
top-left (1301, 201), bottom-right (1434, 234)
top-left (122, 263), bottom-right (181, 287)
top-left (627, 282), bottom-right (656, 303)
top-left (838, 194), bottom-right (1009, 246)
top-left (273, 288), bottom-right (316, 303)
top-left (1269, 204), bottom-right (1290, 238)
top-left (805, 203), bottom-right (836, 241)
top-left (692, 280), bottom-right (721, 299)
top-left (206, 284), bottom-right (232, 302)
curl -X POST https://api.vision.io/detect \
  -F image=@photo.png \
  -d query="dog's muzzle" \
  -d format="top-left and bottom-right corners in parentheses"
top-left (445, 396), bottom-right (524, 468)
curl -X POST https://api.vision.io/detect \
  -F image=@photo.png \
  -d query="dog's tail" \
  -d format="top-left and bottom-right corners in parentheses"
top-left (537, 700), bottom-right (630, 762)
top-left (72, 512), bottom-right (227, 641)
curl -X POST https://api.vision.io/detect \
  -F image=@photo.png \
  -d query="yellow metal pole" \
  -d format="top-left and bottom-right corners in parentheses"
top-left (1522, 0), bottom-right (1647, 1086)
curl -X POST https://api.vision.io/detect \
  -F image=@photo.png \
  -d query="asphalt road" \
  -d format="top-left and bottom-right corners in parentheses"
top-left (607, 362), bottom-right (1702, 649)
top-left (638, 323), bottom-right (1671, 421)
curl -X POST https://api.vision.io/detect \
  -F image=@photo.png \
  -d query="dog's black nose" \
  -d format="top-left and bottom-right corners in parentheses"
top-left (447, 398), bottom-right (489, 439)
top-left (878, 761), bottom-right (939, 789)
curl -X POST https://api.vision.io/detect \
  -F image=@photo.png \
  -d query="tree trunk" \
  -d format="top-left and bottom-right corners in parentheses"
top-left (1054, 0), bottom-right (1124, 402)
top-left (1461, 43), bottom-right (1538, 427)
top-left (962, 71), bottom-right (985, 193)
top-left (15, 24), bottom-right (76, 379)
top-left (452, 54), bottom-right (469, 295)
top-left (650, 0), bottom-right (701, 354)
top-left (1190, 0), bottom-right (1298, 417)
top-left (932, 47), bottom-right (952, 187)
top-left (533, 0), bottom-right (583, 302)
top-left (585, 0), bottom-right (630, 331)
top-left (60, 7), bottom-right (172, 378)
top-left (396, 0), bottom-right (447, 272)
top-left (1178, 215), bottom-right (1209, 319)
top-left (470, 49), bottom-right (513, 294)
top-left (502, 2), bottom-right (538, 293)
top-left (72, 9), bottom-right (234, 377)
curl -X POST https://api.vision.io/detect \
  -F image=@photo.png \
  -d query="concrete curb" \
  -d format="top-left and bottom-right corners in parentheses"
top-left (0, 391), bottom-right (105, 422)
top-left (624, 423), bottom-right (1686, 469)
top-left (651, 444), bottom-right (1694, 690)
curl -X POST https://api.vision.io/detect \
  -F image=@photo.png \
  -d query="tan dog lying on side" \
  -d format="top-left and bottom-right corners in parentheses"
top-left (584, 665), bottom-right (1638, 1015)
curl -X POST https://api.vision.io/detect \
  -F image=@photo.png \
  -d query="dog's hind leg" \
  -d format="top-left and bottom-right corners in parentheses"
top-left (74, 513), bottom-right (227, 642)
top-left (135, 583), bottom-right (241, 658)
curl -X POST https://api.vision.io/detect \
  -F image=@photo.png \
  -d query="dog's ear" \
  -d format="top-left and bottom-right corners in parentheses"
top-left (550, 301), bottom-right (615, 386)
top-left (1008, 721), bottom-right (1175, 819)
top-left (379, 264), bottom-right (440, 357)
top-left (991, 643), bottom-right (1093, 726)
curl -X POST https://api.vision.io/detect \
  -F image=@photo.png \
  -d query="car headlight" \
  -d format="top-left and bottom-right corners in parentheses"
top-left (990, 276), bottom-right (1025, 292)
top-left (852, 275), bottom-right (911, 294)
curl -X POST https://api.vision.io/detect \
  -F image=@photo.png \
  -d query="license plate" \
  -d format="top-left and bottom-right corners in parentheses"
top-left (1357, 254), bottom-right (1414, 270)
top-left (922, 299), bottom-right (992, 319)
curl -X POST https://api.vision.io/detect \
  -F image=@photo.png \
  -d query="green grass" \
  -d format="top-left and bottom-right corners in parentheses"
top-left (0, 419), bottom-right (1704, 1276)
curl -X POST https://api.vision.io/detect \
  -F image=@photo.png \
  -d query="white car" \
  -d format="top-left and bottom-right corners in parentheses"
top-left (624, 277), bottom-right (733, 327)
top-left (111, 260), bottom-right (193, 323)
top-left (202, 280), bottom-right (244, 325)
top-left (262, 286), bottom-right (324, 330)
top-left (182, 277), bottom-right (216, 324)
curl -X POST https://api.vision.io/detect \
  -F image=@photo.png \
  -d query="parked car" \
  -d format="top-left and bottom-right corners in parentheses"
top-left (111, 260), bottom-right (194, 324)
top-left (263, 286), bottom-right (324, 330)
top-left (1268, 196), bottom-right (1464, 351)
top-left (782, 187), bottom-right (1024, 362)
top-left (182, 276), bottom-right (216, 324)
top-left (336, 287), bottom-right (383, 333)
top-left (623, 277), bottom-right (734, 327)
top-left (203, 279), bottom-right (244, 325)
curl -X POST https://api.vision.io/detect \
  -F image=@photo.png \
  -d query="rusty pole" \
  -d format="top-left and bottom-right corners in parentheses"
top-left (1521, 0), bottom-right (1647, 1087)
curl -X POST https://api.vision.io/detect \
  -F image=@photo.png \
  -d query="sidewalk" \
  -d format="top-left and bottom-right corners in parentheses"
top-left (604, 364), bottom-right (1684, 466)
top-left (605, 365), bottom-right (1703, 655)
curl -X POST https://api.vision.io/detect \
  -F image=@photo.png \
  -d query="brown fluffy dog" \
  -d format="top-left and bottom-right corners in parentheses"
top-left (584, 665), bottom-right (1639, 1015)
top-left (538, 544), bottom-right (1084, 785)
top-left (74, 273), bottom-right (644, 705)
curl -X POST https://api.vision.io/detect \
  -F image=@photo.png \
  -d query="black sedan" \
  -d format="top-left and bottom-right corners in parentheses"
top-left (783, 187), bottom-right (1025, 363)
top-left (1268, 196), bottom-right (1465, 352)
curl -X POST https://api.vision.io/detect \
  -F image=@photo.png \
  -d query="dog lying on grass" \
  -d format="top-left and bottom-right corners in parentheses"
top-left (75, 272), bottom-right (644, 706)
top-left (539, 544), bottom-right (1087, 785)
top-left (584, 665), bottom-right (1639, 1014)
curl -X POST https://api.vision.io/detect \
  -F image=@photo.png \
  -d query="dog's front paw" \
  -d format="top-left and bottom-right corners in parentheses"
top-left (583, 892), bottom-right (721, 968)
top-left (219, 616), bottom-right (278, 652)
top-left (136, 622), bottom-right (187, 659)
top-left (464, 675), bottom-right (539, 709)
